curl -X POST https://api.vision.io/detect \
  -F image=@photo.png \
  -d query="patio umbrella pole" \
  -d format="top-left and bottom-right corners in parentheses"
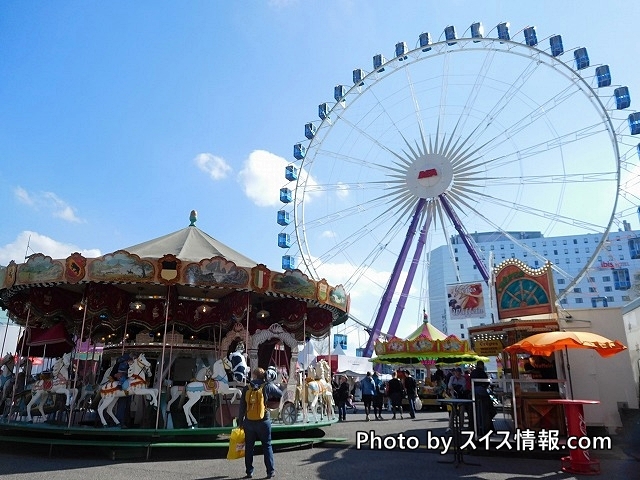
top-left (565, 346), bottom-right (574, 400)
top-left (155, 286), bottom-right (172, 430)
top-left (68, 298), bottom-right (88, 428)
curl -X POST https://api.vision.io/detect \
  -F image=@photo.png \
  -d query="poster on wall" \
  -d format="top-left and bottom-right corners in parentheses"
top-left (447, 282), bottom-right (485, 319)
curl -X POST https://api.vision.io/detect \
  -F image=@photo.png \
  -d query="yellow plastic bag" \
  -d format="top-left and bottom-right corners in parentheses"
top-left (227, 427), bottom-right (246, 460)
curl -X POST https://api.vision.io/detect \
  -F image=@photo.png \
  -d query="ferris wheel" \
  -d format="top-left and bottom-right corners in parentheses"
top-left (276, 22), bottom-right (640, 356)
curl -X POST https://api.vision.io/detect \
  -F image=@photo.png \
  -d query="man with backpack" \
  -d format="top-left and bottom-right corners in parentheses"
top-left (237, 367), bottom-right (283, 479)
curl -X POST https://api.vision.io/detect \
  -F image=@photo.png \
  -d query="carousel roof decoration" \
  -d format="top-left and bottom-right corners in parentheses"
top-left (0, 211), bottom-right (349, 343)
top-left (371, 319), bottom-right (488, 364)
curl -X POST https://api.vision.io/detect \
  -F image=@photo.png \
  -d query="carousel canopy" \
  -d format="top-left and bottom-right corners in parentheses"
top-left (124, 224), bottom-right (259, 267)
top-left (371, 320), bottom-right (487, 365)
top-left (0, 211), bottom-right (350, 344)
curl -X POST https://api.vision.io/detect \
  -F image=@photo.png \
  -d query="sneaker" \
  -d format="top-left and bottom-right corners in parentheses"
top-left (365, 416), bottom-right (370, 421)
top-left (400, 415), bottom-right (404, 420)
top-left (267, 473), bottom-right (275, 479)
top-left (392, 415), bottom-right (396, 420)
top-left (243, 475), bottom-right (253, 479)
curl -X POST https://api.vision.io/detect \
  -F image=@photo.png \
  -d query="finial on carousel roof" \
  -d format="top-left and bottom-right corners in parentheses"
top-left (189, 210), bottom-right (198, 226)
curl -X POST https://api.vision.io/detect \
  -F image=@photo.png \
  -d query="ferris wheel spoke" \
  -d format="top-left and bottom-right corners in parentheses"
top-left (450, 188), bottom-right (609, 232)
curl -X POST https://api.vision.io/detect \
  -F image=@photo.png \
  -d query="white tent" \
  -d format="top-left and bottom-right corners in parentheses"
top-left (331, 344), bottom-right (347, 356)
top-left (298, 341), bottom-right (318, 368)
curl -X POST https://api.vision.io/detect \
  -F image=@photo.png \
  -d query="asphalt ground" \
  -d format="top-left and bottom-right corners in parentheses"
top-left (0, 407), bottom-right (637, 480)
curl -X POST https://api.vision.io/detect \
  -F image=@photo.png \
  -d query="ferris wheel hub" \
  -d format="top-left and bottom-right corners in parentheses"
top-left (405, 152), bottom-right (454, 199)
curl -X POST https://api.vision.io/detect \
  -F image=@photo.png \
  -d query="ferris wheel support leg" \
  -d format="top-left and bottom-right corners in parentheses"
top-left (439, 194), bottom-right (490, 283)
top-left (363, 198), bottom-right (426, 357)
top-left (387, 209), bottom-right (433, 337)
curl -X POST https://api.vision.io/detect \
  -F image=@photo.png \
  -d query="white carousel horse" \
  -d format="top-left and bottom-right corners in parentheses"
top-left (97, 353), bottom-right (158, 427)
top-left (304, 364), bottom-right (330, 422)
top-left (316, 359), bottom-right (335, 420)
top-left (228, 349), bottom-right (248, 383)
top-left (26, 352), bottom-right (78, 422)
top-left (176, 358), bottom-right (242, 428)
top-left (165, 364), bottom-right (211, 413)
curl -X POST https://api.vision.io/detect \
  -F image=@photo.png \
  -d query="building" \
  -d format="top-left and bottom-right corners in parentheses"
top-left (428, 223), bottom-right (640, 339)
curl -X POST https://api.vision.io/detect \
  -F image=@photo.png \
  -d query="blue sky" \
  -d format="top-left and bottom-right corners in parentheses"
top-left (2, 1), bottom-right (640, 355)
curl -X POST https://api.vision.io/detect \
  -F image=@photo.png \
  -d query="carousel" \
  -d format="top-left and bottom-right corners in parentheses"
top-left (0, 211), bottom-right (349, 455)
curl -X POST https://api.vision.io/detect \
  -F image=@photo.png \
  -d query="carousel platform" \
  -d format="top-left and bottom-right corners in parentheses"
top-left (0, 418), bottom-right (346, 459)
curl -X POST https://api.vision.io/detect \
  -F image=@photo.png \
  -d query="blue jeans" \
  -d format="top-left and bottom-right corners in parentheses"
top-left (244, 418), bottom-right (274, 476)
top-left (337, 401), bottom-right (347, 420)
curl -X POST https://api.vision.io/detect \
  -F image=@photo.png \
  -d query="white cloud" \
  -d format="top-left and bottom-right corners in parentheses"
top-left (237, 150), bottom-right (321, 208)
top-left (194, 153), bottom-right (232, 180)
top-left (14, 187), bottom-right (83, 223)
top-left (14, 186), bottom-right (34, 205)
top-left (336, 182), bottom-right (349, 199)
top-left (0, 231), bottom-right (101, 266)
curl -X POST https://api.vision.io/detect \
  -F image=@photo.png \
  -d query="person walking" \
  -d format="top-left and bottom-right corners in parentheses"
top-left (386, 371), bottom-right (405, 420)
top-left (360, 371), bottom-right (376, 421)
top-left (446, 367), bottom-right (467, 433)
top-left (335, 376), bottom-right (350, 422)
top-left (403, 369), bottom-right (418, 419)
top-left (237, 367), bottom-right (283, 479)
top-left (372, 371), bottom-right (385, 420)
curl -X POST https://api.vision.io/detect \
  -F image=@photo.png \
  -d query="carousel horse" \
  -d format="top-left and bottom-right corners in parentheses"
top-left (165, 364), bottom-right (212, 413)
top-left (316, 359), bottom-right (335, 420)
top-left (304, 364), bottom-right (330, 422)
top-left (228, 345), bottom-right (248, 382)
top-left (26, 352), bottom-right (78, 422)
top-left (97, 353), bottom-right (158, 427)
top-left (177, 358), bottom-right (242, 428)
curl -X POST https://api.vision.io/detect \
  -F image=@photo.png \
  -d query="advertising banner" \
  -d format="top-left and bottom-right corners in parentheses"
top-left (447, 282), bottom-right (485, 319)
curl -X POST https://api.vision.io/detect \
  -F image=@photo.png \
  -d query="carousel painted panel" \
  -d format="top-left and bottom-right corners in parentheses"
top-left (183, 256), bottom-right (250, 287)
top-left (87, 250), bottom-right (156, 282)
top-left (16, 254), bottom-right (65, 285)
top-left (271, 270), bottom-right (316, 299)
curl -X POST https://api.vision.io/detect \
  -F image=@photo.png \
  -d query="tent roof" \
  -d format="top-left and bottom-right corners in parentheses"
top-left (123, 225), bottom-right (259, 267)
top-left (330, 344), bottom-right (347, 355)
top-left (405, 321), bottom-right (448, 341)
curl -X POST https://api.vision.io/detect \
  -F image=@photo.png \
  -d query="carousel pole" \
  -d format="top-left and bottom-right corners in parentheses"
top-left (154, 285), bottom-right (172, 430)
top-left (9, 304), bottom-right (31, 420)
top-left (245, 293), bottom-right (251, 352)
top-left (1, 315), bottom-right (10, 357)
top-left (121, 310), bottom-right (131, 355)
top-left (68, 297), bottom-right (88, 428)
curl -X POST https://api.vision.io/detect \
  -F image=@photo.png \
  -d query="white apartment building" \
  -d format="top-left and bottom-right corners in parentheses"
top-left (429, 221), bottom-right (640, 339)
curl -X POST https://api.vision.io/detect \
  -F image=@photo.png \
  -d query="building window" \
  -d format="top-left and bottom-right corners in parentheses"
top-left (554, 250), bottom-right (558, 255)
top-left (576, 257), bottom-right (581, 263)
top-left (460, 333), bottom-right (465, 339)
top-left (629, 238), bottom-right (640, 259)
top-left (584, 238), bottom-right (588, 243)
top-left (574, 248), bottom-right (579, 254)
top-left (564, 249), bottom-right (569, 254)
top-left (565, 258), bottom-right (570, 264)
top-left (543, 250), bottom-right (548, 255)
top-left (559, 288), bottom-right (566, 294)
top-left (597, 256), bottom-right (602, 261)
top-left (606, 246), bottom-right (611, 251)
top-left (490, 245), bottom-right (494, 250)
top-left (589, 287), bottom-right (597, 293)
top-left (618, 244), bottom-right (623, 250)
top-left (501, 254), bottom-right (505, 259)
top-left (454, 248), bottom-right (458, 253)
top-left (585, 247), bottom-right (590, 253)
top-left (613, 268), bottom-right (631, 290)
top-left (542, 241), bottom-right (547, 247)
top-left (460, 324), bottom-right (464, 329)
top-left (620, 255), bottom-right (625, 260)
top-left (557, 279), bottom-right (565, 284)
top-left (606, 296), bottom-right (614, 303)
top-left (523, 252), bottom-right (528, 257)
top-left (603, 276), bottom-right (611, 282)
top-left (574, 288), bottom-right (582, 293)
top-left (604, 286), bottom-right (612, 292)
top-left (563, 239), bottom-right (567, 245)
top-left (500, 244), bottom-right (504, 250)
top-left (511, 253), bottom-right (515, 258)
top-left (553, 240), bottom-right (557, 246)
top-left (573, 239), bottom-right (578, 244)
top-left (575, 298), bottom-right (584, 304)
top-left (622, 295), bottom-right (631, 302)
top-left (534, 260), bottom-right (539, 267)
top-left (480, 246), bottom-right (485, 251)
top-left (588, 277), bottom-right (595, 282)
top-left (532, 241), bottom-right (537, 247)
top-left (560, 298), bottom-right (568, 305)
top-left (555, 259), bottom-right (559, 264)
